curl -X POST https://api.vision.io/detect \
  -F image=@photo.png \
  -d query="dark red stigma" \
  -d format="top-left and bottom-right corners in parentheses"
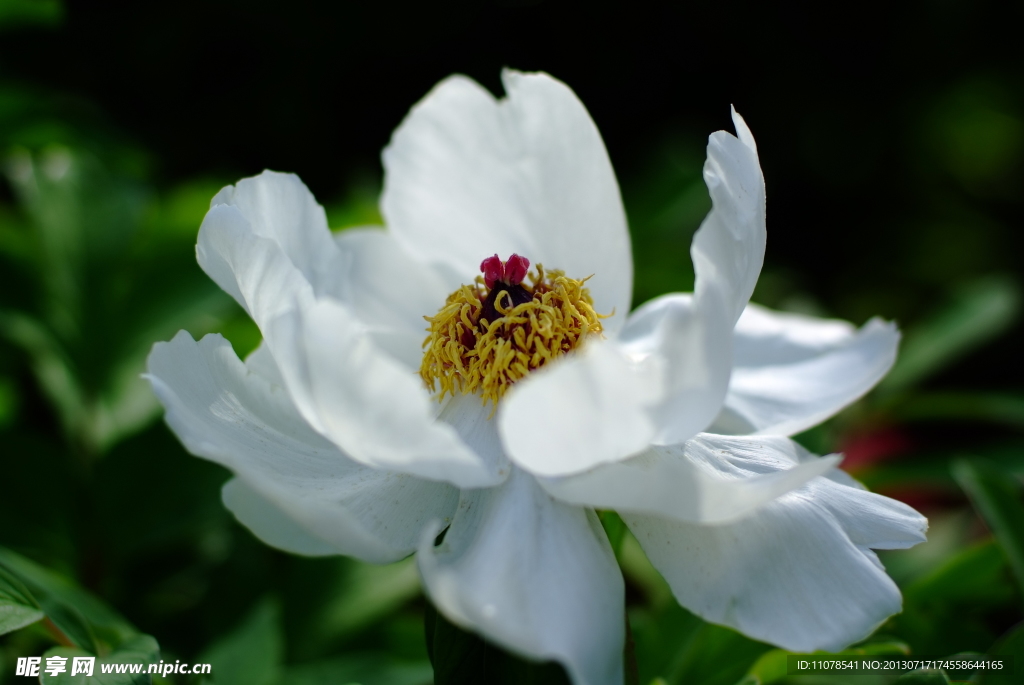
top-left (480, 253), bottom-right (530, 289)
top-left (480, 253), bottom-right (532, 325)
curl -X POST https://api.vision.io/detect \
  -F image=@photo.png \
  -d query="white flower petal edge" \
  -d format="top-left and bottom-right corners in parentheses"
top-left (418, 468), bottom-right (625, 685)
top-left (221, 478), bottom-right (339, 557)
top-left (266, 300), bottom-right (505, 488)
top-left (198, 171), bottom-right (501, 489)
top-left (624, 446), bottom-right (927, 652)
top-left (497, 340), bottom-right (662, 475)
top-left (381, 69), bottom-right (633, 332)
top-left (646, 108), bottom-right (766, 444)
top-left (208, 171), bottom-right (341, 298)
top-left (145, 331), bottom-right (460, 563)
top-left (197, 199), bottom-right (317, 333)
top-left (537, 434), bottom-right (841, 524)
top-left (499, 108), bottom-right (766, 477)
top-left (714, 304), bottom-right (900, 436)
top-left (331, 228), bottom-right (453, 370)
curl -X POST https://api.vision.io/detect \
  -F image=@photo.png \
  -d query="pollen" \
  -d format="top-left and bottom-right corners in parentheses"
top-left (419, 254), bottom-right (605, 407)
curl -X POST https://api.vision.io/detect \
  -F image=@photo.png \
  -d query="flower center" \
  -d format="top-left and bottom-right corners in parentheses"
top-left (420, 253), bottom-right (604, 406)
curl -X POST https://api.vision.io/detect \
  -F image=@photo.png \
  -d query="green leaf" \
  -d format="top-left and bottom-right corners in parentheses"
top-left (301, 556), bottom-right (422, 653)
top-left (734, 649), bottom-right (788, 685)
top-left (951, 459), bottom-right (1024, 600)
top-left (37, 595), bottom-right (99, 654)
top-left (0, 546), bottom-right (137, 651)
top-left (2, 147), bottom-right (238, 454)
top-left (882, 276), bottom-right (1020, 392)
top-left (977, 621), bottom-right (1024, 685)
top-left (894, 669), bottom-right (950, 684)
top-left (425, 601), bottom-right (571, 685)
top-left (905, 539), bottom-right (1012, 605)
top-left (0, 374), bottom-right (17, 428)
top-left (730, 639), bottom-right (911, 685)
top-left (0, 563), bottom-right (44, 635)
top-left (39, 634), bottom-right (160, 685)
top-left (630, 600), bottom-right (767, 685)
top-left (846, 639), bottom-right (912, 656)
top-left (199, 597), bottom-right (283, 685)
top-left (892, 391), bottom-right (1024, 429)
top-left (279, 653), bottom-right (432, 685)
top-left (0, 0), bottom-right (63, 29)
top-left (599, 511), bottom-right (628, 559)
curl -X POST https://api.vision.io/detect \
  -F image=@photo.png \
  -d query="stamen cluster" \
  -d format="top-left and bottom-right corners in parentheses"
top-left (420, 262), bottom-right (604, 407)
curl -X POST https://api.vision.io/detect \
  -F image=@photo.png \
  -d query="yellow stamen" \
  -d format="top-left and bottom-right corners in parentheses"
top-left (420, 265), bottom-right (605, 407)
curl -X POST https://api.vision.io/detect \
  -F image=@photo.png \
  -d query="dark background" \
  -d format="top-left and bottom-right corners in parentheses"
top-left (5, 0), bottom-right (1023, 369)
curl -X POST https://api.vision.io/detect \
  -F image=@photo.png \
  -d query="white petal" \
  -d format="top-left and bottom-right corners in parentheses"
top-left (418, 468), bottom-right (625, 685)
top-left (731, 105), bottom-right (758, 155)
top-left (436, 392), bottom-right (511, 478)
top-left (197, 203), bottom-right (316, 331)
top-left (332, 228), bottom-right (453, 369)
top-left (499, 340), bottom-right (660, 476)
top-left (732, 303), bottom-right (857, 367)
top-left (694, 110), bottom-right (767, 327)
top-left (625, 459), bottom-right (927, 652)
top-left (244, 341), bottom-right (284, 387)
top-left (538, 434), bottom-right (840, 524)
top-left (607, 112), bottom-right (767, 446)
top-left (381, 70), bottom-right (632, 331)
top-left (209, 170), bottom-right (341, 298)
top-left (618, 293), bottom-right (732, 445)
top-left (719, 306), bottom-right (900, 436)
top-left (221, 478), bottom-right (339, 556)
top-left (267, 299), bottom-right (504, 488)
top-left (146, 331), bottom-right (460, 563)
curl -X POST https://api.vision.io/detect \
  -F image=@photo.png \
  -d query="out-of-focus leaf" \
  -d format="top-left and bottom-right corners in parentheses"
top-left (279, 653), bottom-right (432, 685)
top-left (848, 640), bottom-right (912, 656)
top-left (892, 392), bottom-right (1024, 429)
top-left (619, 532), bottom-right (673, 609)
top-left (894, 669), bottom-right (950, 684)
top-left (669, 622), bottom-right (769, 685)
top-left (2, 147), bottom-right (237, 453)
top-left (621, 140), bottom-right (707, 308)
top-left (0, 563), bottom-right (44, 635)
top-left (0, 374), bottom-right (17, 428)
top-left (37, 595), bottom-right (98, 653)
top-left (599, 510), bottom-right (627, 559)
top-left (320, 558), bottom-right (419, 641)
top-left (952, 459), bottom-right (1024, 599)
top-left (734, 648), bottom-right (788, 685)
top-left (0, 0), bottom-right (63, 29)
top-left (425, 601), bottom-right (571, 685)
top-left (928, 82), bottom-right (1024, 188)
top-left (199, 597), bottom-right (282, 685)
top-left (0, 308), bottom-right (86, 443)
top-left (0, 546), bottom-right (137, 651)
top-left (631, 603), bottom-right (704, 685)
top-left (977, 621), bottom-right (1024, 685)
top-left (39, 634), bottom-right (159, 685)
top-left (732, 640), bottom-right (910, 685)
top-left (325, 178), bottom-right (384, 230)
top-left (905, 539), bottom-right (1013, 605)
top-left (881, 277), bottom-right (1020, 392)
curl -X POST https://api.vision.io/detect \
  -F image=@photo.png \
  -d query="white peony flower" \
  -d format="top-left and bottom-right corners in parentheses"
top-left (146, 70), bottom-right (927, 685)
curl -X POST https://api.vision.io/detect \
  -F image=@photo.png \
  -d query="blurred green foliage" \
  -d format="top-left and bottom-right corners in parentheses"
top-left (1, 1), bottom-right (1023, 684)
